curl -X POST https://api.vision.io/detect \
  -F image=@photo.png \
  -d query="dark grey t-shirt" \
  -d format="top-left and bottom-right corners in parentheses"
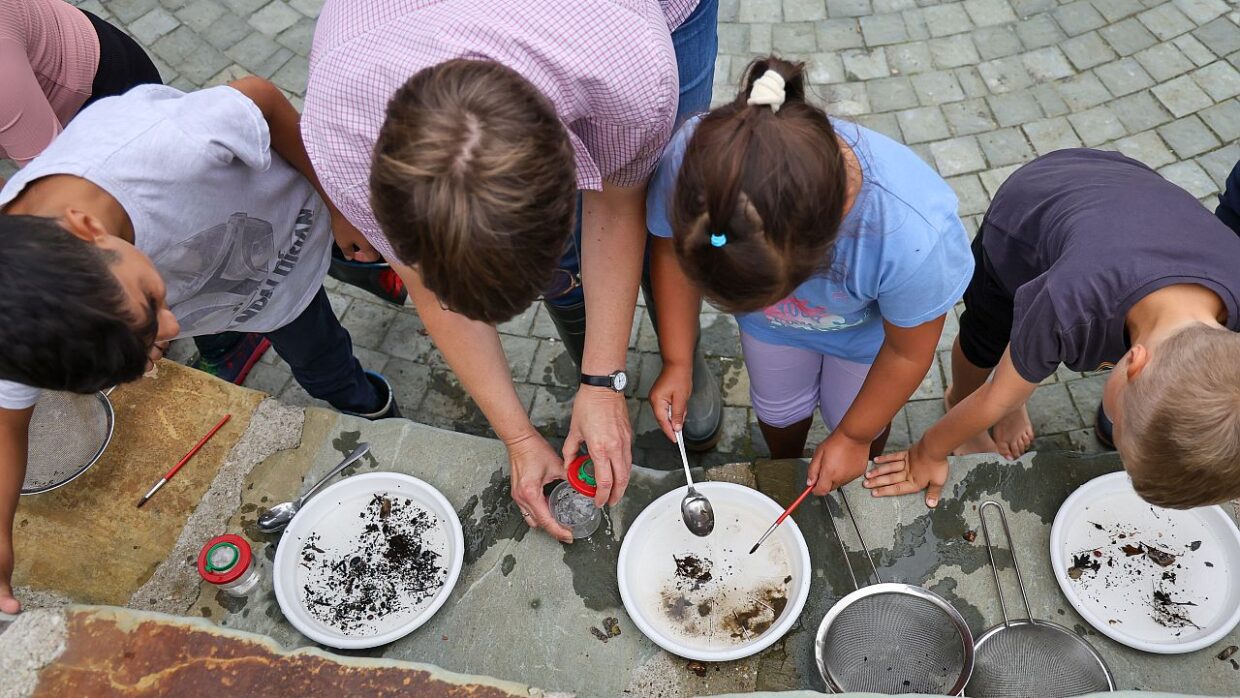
top-left (984, 148), bottom-right (1240, 382)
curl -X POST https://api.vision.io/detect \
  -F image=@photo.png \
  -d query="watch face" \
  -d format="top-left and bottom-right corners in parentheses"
top-left (612, 371), bottom-right (628, 391)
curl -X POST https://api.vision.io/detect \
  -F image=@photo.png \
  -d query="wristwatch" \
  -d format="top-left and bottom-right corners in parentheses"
top-left (580, 370), bottom-right (628, 392)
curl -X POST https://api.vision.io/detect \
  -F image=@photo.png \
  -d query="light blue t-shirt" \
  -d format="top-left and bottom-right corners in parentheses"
top-left (647, 116), bottom-right (974, 363)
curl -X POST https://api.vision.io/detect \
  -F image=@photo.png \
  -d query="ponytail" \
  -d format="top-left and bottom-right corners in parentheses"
top-left (671, 55), bottom-right (849, 314)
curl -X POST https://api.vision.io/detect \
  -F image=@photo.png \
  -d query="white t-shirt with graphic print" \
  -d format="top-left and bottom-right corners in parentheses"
top-left (0, 85), bottom-right (332, 409)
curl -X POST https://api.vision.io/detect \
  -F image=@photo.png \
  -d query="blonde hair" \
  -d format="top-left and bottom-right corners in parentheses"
top-left (371, 59), bottom-right (576, 324)
top-left (1120, 324), bottom-right (1240, 508)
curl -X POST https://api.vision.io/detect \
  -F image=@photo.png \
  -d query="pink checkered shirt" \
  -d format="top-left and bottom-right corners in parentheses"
top-left (303, 0), bottom-right (700, 263)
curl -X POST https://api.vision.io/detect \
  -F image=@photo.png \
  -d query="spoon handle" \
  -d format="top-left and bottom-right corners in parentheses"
top-left (297, 443), bottom-right (370, 505)
top-left (669, 405), bottom-right (694, 487)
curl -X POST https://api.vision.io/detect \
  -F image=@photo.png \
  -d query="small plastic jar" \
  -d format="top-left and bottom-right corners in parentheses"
top-left (198, 534), bottom-right (261, 597)
top-left (548, 455), bottom-right (603, 539)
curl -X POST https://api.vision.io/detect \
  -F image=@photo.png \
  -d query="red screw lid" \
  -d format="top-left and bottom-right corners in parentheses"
top-left (566, 454), bottom-right (597, 498)
top-left (197, 534), bottom-right (252, 585)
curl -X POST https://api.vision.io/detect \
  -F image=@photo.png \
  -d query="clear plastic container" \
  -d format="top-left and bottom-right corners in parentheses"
top-left (549, 455), bottom-right (604, 539)
top-left (198, 534), bottom-right (262, 597)
top-left (549, 480), bottom-right (602, 539)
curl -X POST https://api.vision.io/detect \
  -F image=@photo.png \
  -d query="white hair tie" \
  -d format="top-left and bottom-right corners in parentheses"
top-left (746, 69), bottom-right (786, 113)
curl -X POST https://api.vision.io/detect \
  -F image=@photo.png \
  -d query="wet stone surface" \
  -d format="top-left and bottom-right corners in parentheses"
top-left (199, 418), bottom-right (1238, 696)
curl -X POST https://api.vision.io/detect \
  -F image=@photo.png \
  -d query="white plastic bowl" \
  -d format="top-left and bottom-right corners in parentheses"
top-left (618, 482), bottom-right (812, 662)
top-left (273, 471), bottom-right (464, 649)
top-left (1049, 471), bottom-right (1240, 654)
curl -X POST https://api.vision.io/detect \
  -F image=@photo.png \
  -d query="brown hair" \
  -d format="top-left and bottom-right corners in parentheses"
top-left (1120, 324), bottom-right (1240, 508)
top-left (371, 59), bottom-right (576, 324)
top-left (671, 56), bottom-right (850, 314)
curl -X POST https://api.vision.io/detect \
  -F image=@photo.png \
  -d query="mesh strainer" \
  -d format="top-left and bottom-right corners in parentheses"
top-left (815, 489), bottom-right (975, 695)
top-left (21, 389), bottom-right (115, 495)
top-left (964, 501), bottom-right (1114, 697)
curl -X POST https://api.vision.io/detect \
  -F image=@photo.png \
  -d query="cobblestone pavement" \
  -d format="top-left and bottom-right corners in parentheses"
top-left (31, 0), bottom-right (1240, 468)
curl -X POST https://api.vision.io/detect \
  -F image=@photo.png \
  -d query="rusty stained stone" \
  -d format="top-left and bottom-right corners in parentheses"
top-left (33, 609), bottom-right (532, 698)
top-left (14, 361), bottom-right (265, 605)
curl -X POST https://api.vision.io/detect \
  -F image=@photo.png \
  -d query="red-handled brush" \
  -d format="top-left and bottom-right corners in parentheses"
top-left (137, 414), bottom-right (230, 508)
top-left (749, 484), bottom-right (814, 555)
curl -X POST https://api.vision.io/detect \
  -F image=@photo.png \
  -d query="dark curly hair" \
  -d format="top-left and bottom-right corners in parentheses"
top-left (0, 214), bottom-right (155, 393)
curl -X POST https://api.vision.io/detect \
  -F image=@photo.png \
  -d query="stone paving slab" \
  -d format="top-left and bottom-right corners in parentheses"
top-left (11, 362), bottom-right (265, 607)
top-left (4, 361), bottom-right (1238, 696)
top-left (198, 412), bottom-right (1237, 695)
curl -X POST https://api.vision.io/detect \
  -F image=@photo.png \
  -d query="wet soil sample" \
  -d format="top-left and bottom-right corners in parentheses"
top-left (299, 494), bottom-right (446, 635)
top-left (673, 554), bottom-right (713, 589)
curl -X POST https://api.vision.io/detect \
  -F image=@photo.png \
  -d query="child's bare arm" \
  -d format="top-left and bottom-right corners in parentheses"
top-left (0, 406), bottom-right (32, 614)
top-left (648, 236), bottom-right (702, 441)
top-left (809, 316), bottom-right (944, 494)
top-left (226, 77), bottom-right (379, 262)
top-left (865, 349), bottom-right (1038, 506)
top-left (921, 348), bottom-right (1038, 460)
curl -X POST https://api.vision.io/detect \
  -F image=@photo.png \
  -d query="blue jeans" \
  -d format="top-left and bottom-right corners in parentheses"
top-left (547, 0), bottom-right (719, 308)
top-left (264, 288), bottom-right (380, 413)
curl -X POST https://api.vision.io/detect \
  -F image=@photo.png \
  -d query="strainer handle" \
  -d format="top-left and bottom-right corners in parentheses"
top-left (978, 500), bottom-right (1034, 625)
top-left (838, 489), bottom-right (881, 584)
top-left (825, 493), bottom-right (860, 590)
top-left (826, 489), bottom-right (881, 590)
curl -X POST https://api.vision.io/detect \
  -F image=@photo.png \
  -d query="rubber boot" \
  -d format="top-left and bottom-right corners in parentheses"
top-left (544, 299), bottom-right (587, 371)
top-left (643, 274), bottom-right (722, 451)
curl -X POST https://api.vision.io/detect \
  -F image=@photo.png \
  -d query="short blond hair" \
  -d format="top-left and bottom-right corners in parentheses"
top-left (1120, 324), bottom-right (1240, 508)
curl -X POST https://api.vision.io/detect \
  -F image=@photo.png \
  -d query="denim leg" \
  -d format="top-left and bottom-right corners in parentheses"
top-left (1215, 158), bottom-right (1240, 237)
top-left (193, 332), bottom-right (247, 362)
top-left (672, 0), bottom-right (720, 124)
top-left (263, 288), bottom-right (380, 413)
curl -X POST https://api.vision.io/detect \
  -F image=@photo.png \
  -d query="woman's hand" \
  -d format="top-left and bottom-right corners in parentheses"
top-left (506, 432), bottom-right (574, 543)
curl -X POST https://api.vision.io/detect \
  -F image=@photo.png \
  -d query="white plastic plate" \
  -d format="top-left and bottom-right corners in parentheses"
top-left (273, 471), bottom-right (464, 649)
top-left (618, 482), bottom-right (812, 662)
top-left (1049, 471), bottom-right (1240, 654)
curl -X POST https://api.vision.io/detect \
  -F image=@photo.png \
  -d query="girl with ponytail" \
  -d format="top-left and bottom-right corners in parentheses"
top-left (648, 56), bottom-right (974, 496)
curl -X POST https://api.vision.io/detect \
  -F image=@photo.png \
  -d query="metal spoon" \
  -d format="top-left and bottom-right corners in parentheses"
top-left (257, 443), bottom-right (370, 533)
top-left (670, 406), bottom-right (714, 537)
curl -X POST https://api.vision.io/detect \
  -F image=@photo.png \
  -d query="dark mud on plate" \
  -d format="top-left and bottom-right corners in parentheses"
top-left (300, 494), bottom-right (447, 635)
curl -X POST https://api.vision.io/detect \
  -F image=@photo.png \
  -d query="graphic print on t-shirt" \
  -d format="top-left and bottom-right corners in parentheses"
top-left (764, 296), bottom-right (872, 332)
top-left (150, 208), bottom-right (314, 331)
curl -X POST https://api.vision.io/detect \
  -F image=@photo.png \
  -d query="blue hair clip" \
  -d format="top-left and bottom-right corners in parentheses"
top-left (710, 232), bottom-right (728, 248)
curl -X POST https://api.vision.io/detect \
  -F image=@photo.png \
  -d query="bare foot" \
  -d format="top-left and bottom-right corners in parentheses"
top-left (943, 387), bottom-right (999, 455)
top-left (992, 404), bottom-right (1035, 460)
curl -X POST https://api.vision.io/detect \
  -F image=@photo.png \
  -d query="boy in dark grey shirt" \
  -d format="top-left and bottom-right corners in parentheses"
top-left (864, 149), bottom-right (1240, 511)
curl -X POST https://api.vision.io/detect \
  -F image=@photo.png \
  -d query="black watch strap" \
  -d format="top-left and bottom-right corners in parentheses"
top-left (580, 374), bottom-right (613, 388)
top-left (580, 370), bottom-right (627, 392)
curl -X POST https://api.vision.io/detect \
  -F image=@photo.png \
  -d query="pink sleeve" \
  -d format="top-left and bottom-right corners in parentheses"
top-left (0, 39), bottom-right (63, 165)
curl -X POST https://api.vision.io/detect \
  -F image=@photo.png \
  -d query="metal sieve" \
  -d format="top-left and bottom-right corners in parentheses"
top-left (815, 489), bottom-right (975, 695)
top-left (21, 389), bottom-right (115, 495)
top-left (964, 501), bottom-right (1114, 697)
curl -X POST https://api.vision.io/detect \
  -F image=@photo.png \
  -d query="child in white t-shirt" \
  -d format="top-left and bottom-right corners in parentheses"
top-left (0, 81), bottom-right (401, 614)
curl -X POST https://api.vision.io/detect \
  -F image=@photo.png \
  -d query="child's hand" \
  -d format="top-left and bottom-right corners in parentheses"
top-left (0, 538), bottom-right (19, 614)
top-left (330, 210), bottom-right (380, 263)
top-left (650, 364), bottom-right (692, 443)
top-left (808, 432), bottom-right (871, 495)
top-left (864, 442), bottom-right (948, 508)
